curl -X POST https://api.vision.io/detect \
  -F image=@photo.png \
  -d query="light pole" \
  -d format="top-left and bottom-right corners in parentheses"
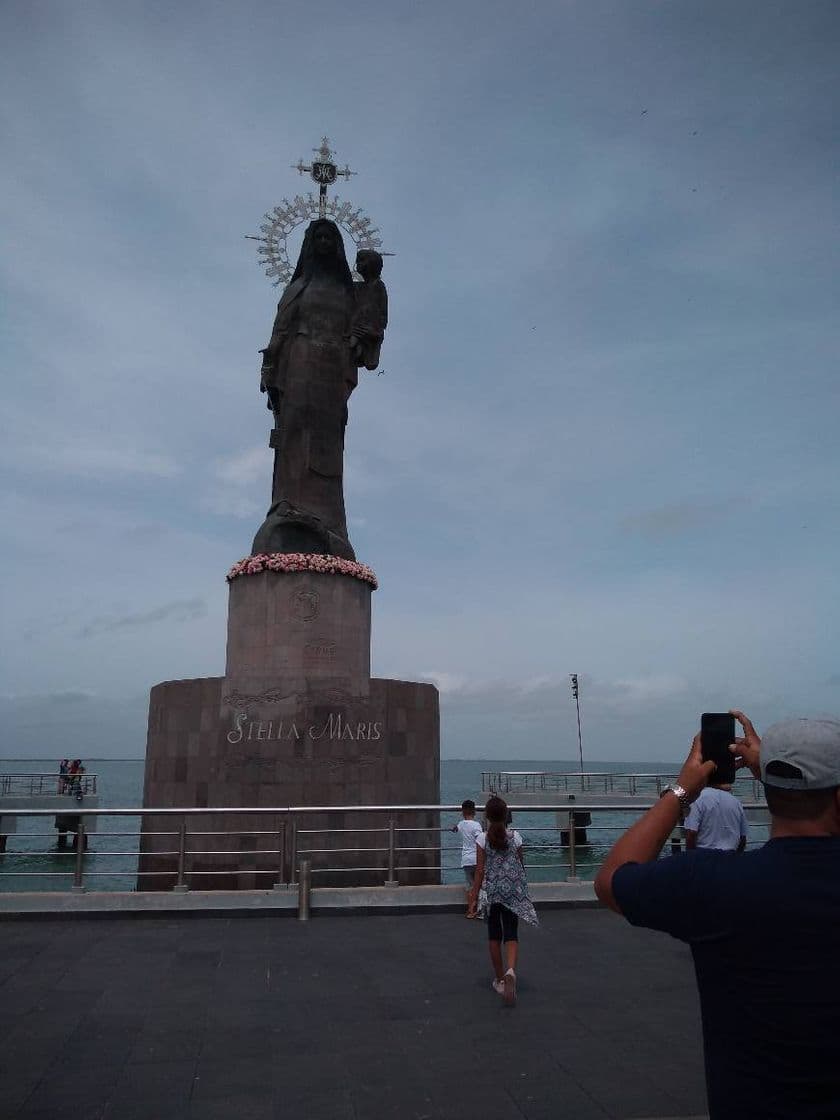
top-left (569, 674), bottom-right (584, 771)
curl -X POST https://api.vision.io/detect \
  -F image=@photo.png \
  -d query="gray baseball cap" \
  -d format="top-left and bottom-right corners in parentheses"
top-left (760, 718), bottom-right (840, 790)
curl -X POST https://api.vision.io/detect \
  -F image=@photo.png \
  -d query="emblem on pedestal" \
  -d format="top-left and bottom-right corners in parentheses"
top-left (290, 588), bottom-right (320, 622)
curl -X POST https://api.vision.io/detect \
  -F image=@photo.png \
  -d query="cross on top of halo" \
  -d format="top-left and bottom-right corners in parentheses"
top-left (293, 137), bottom-right (356, 214)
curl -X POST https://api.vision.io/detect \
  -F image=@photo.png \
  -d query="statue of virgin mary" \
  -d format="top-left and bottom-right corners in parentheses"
top-left (252, 220), bottom-right (363, 560)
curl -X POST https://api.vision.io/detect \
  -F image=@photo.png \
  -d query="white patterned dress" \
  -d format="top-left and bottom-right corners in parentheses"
top-left (477, 829), bottom-right (539, 926)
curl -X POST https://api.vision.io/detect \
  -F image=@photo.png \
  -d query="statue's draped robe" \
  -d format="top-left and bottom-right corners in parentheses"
top-left (253, 272), bottom-right (358, 559)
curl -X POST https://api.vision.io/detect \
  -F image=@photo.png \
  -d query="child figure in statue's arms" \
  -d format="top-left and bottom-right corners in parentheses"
top-left (351, 249), bottom-right (388, 371)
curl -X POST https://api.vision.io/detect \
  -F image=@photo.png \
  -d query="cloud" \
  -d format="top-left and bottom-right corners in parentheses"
top-left (215, 446), bottom-right (267, 486)
top-left (1, 435), bottom-right (179, 479)
top-left (1, 689), bottom-right (96, 706)
top-left (620, 499), bottom-right (741, 537)
top-left (202, 446), bottom-right (269, 519)
top-left (200, 490), bottom-right (263, 519)
top-left (602, 674), bottom-right (691, 708)
top-left (429, 671), bottom-right (690, 711)
top-left (435, 671), bottom-right (784, 761)
top-left (420, 670), bottom-right (469, 694)
top-left (0, 690), bottom-right (150, 759)
top-left (80, 598), bottom-right (206, 638)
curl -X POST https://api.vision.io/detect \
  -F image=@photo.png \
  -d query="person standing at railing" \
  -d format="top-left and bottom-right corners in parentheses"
top-left (451, 799), bottom-right (482, 918)
top-left (684, 775), bottom-right (747, 853)
top-left (469, 796), bottom-right (538, 1006)
top-left (68, 760), bottom-right (84, 799)
top-left (58, 759), bottom-right (69, 794)
top-left (594, 711), bottom-right (840, 1120)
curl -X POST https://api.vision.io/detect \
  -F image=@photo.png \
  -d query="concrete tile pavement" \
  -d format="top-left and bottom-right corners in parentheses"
top-left (0, 910), bottom-right (709, 1119)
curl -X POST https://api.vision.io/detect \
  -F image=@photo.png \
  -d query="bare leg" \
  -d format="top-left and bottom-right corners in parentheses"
top-left (465, 868), bottom-right (477, 916)
top-left (504, 940), bottom-right (519, 973)
top-left (465, 887), bottom-right (477, 918)
top-left (489, 941), bottom-right (505, 980)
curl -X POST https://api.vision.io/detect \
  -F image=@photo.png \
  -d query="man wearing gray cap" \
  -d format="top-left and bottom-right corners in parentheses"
top-left (594, 711), bottom-right (840, 1120)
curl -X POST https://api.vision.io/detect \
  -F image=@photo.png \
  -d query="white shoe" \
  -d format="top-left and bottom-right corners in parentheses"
top-left (502, 968), bottom-right (516, 1006)
top-left (492, 978), bottom-right (505, 995)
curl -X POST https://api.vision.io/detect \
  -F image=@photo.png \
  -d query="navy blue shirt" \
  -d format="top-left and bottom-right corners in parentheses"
top-left (613, 837), bottom-right (840, 1120)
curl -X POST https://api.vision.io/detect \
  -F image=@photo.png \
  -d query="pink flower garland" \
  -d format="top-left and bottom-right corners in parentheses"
top-left (226, 552), bottom-right (378, 589)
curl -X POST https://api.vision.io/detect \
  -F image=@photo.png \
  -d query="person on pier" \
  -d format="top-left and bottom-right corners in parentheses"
top-left (684, 772), bottom-right (747, 852)
top-left (451, 799), bottom-right (482, 918)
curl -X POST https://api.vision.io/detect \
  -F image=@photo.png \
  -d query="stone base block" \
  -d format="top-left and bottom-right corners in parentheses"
top-left (138, 675), bottom-right (440, 890)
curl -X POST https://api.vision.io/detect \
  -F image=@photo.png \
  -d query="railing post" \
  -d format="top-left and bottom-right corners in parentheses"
top-left (384, 818), bottom-right (398, 887)
top-left (297, 858), bottom-right (312, 921)
top-left (72, 822), bottom-right (86, 892)
top-left (173, 820), bottom-right (189, 892)
top-left (567, 809), bottom-right (579, 882)
top-left (273, 817), bottom-right (288, 890)
top-left (289, 818), bottom-right (297, 883)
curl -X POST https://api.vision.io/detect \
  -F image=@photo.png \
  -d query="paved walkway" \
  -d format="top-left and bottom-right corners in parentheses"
top-left (0, 910), bottom-right (708, 1120)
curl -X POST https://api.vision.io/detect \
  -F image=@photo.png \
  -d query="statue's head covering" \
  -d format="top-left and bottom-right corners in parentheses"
top-left (291, 219), bottom-right (354, 288)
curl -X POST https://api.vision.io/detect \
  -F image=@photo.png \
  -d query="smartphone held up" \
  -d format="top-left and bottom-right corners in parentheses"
top-left (700, 713), bottom-right (737, 785)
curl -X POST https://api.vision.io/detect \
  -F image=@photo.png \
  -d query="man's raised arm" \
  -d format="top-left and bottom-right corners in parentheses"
top-left (594, 735), bottom-right (715, 914)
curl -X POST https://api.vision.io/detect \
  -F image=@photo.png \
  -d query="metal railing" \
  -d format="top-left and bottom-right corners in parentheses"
top-left (0, 802), bottom-right (770, 894)
top-left (0, 772), bottom-right (98, 797)
top-left (482, 770), bottom-right (765, 801)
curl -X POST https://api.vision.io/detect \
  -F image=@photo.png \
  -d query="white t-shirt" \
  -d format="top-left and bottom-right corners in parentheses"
top-left (475, 829), bottom-right (523, 852)
top-left (684, 786), bottom-right (747, 851)
top-left (455, 818), bottom-right (483, 866)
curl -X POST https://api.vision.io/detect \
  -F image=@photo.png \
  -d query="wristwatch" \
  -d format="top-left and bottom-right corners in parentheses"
top-left (660, 783), bottom-right (691, 811)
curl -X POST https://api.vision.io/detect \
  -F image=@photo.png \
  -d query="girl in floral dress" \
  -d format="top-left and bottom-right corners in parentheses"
top-left (469, 795), bottom-right (538, 1006)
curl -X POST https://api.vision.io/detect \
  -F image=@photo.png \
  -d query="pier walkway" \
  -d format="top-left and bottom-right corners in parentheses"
top-left (0, 909), bottom-right (708, 1120)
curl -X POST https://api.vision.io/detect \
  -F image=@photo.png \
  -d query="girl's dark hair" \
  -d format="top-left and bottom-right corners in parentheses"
top-left (485, 796), bottom-right (510, 851)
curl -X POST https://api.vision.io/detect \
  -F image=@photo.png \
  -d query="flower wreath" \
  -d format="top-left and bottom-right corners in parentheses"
top-left (226, 552), bottom-right (378, 589)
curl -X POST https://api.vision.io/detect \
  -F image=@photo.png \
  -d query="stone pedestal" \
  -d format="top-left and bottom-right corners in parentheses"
top-left (139, 567), bottom-right (440, 890)
top-left (224, 570), bottom-right (371, 694)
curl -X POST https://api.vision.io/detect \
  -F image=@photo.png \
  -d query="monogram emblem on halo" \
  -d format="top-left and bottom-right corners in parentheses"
top-left (311, 160), bottom-right (337, 185)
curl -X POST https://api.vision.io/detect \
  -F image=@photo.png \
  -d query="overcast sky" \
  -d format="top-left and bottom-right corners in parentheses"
top-left (1, 0), bottom-right (838, 763)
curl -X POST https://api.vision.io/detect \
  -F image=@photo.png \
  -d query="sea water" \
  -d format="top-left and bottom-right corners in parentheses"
top-left (1, 758), bottom-right (765, 892)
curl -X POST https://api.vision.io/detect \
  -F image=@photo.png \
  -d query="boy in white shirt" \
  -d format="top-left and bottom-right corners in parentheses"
top-left (452, 799), bottom-right (482, 917)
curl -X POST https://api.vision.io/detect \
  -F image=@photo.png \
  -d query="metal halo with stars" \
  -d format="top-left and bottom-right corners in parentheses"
top-left (247, 138), bottom-right (385, 286)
